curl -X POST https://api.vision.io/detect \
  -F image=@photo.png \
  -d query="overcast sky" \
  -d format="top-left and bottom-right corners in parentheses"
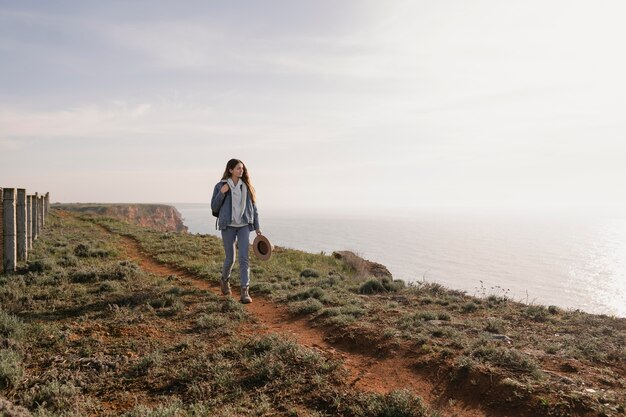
top-left (1, 1), bottom-right (625, 214)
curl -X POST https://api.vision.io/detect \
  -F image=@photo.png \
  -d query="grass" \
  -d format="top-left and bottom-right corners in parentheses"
top-left (0, 211), bottom-right (441, 416)
top-left (1, 209), bottom-right (625, 416)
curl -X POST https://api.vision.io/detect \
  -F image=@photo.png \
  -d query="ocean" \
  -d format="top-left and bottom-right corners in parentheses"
top-left (174, 204), bottom-right (626, 317)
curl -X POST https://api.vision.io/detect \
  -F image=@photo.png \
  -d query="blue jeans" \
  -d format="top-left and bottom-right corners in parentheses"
top-left (221, 226), bottom-right (250, 288)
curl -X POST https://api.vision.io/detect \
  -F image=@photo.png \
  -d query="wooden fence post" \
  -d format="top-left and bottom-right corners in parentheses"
top-left (16, 189), bottom-right (27, 262)
top-left (2, 188), bottom-right (17, 274)
top-left (41, 194), bottom-right (46, 227)
top-left (27, 195), bottom-right (33, 250)
top-left (45, 192), bottom-right (50, 219)
top-left (33, 192), bottom-right (39, 241)
top-left (0, 187), bottom-right (3, 272)
top-left (37, 196), bottom-right (43, 236)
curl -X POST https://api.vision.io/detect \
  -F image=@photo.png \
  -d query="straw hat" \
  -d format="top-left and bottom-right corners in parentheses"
top-left (253, 234), bottom-right (273, 261)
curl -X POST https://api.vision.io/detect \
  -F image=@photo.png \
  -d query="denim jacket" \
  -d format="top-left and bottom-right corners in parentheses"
top-left (211, 180), bottom-right (260, 231)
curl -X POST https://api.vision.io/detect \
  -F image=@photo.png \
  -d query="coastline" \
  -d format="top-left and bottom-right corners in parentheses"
top-left (174, 203), bottom-right (626, 318)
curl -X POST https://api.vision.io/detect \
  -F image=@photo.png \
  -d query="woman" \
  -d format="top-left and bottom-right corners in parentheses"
top-left (211, 159), bottom-right (261, 304)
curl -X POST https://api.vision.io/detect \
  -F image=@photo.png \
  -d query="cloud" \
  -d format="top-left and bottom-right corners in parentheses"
top-left (0, 138), bottom-right (21, 150)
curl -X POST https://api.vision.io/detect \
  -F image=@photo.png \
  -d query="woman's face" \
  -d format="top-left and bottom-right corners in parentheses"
top-left (229, 162), bottom-right (244, 178)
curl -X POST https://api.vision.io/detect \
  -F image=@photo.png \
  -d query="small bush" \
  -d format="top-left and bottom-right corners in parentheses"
top-left (470, 341), bottom-right (539, 373)
top-left (130, 352), bottom-right (163, 377)
top-left (27, 258), bottom-right (55, 273)
top-left (99, 280), bottom-right (121, 293)
top-left (417, 311), bottom-right (438, 321)
top-left (300, 268), bottom-right (320, 278)
top-left (359, 279), bottom-right (387, 294)
top-left (70, 267), bottom-right (99, 283)
top-left (0, 310), bottom-right (25, 340)
top-left (485, 318), bottom-right (506, 334)
top-left (220, 297), bottom-right (246, 318)
top-left (438, 312), bottom-right (451, 321)
top-left (105, 260), bottom-right (141, 281)
top-left (196, 314), bottom-right (228, 330)
top-left (360, 278), bottom-right (405, 294)
top-left (250, 282), bottom-right (273, 295)
top-left (548, 305), bottom-right (560, 315)
top-left (361, 389), bottom-right (430, 417)
top-left (288, 298), bottom-right (324, 315)
top-left (340, 304), bottom-right (366, 317)
top-left (123, 400), bottom-right (200, 417)
top-left (57, 255), bottom-right (79, 267)
top-left (384, 278), bottom-right (406, 291)
top-left (73, 242), bottom-right (116, 258)
top-left (524, 305), bottom-right (549, 322)
top-left (27, 379), bottom-right (80, 412)
top-left (74, 243), bottom-right (91, 257)
top-left (319, 307), bottom-right (341, 317)
top-left (0, 350), bottom-right (24, 389)
top-left (328, 314), bottom-right (357, 327)
top-left (289, 287), bottom-right (327, 302)
top-left (461, 301), bottom-right (479, 313)
top-left (148, 294), bottom-right (177, 309)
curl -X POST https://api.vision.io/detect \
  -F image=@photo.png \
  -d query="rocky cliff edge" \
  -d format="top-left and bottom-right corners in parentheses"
top-left (53, 204), bottom-right (188, 233)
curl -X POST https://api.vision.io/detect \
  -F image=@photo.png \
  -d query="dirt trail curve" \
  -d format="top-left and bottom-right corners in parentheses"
top-left (114, 233), bottom-right (491, 417)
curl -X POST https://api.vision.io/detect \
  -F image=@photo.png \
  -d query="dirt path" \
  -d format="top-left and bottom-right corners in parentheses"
top-left (116, 234), bottom-right (490, 417)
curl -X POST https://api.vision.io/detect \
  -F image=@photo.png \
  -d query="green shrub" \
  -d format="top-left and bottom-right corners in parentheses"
top-left (470, 341), bottom-right (539, 373)
top-left (74, 243), bottom-right (91, 257)
top-left (220, 297), bottom-right (246, 319)
top-left (250, 282), bottom-right (273, 295)
top-left (57, 254), bottom-right (79, 267)
top-left (524, 305), bottom-right (549, 322)
top-left (99, 280), bottom-right (121, 293)
top-left (485, 318), bottom-right (506, 334)
top-left (437, 312), bottom-right (451, 321)
top-left (0, 349), bottom-right (24, 389)
top-left (360, 278), bottom-right (405, 294)
top-left (548, 305), bottom-right (560, 315)
top-left (361, 389), bottom-right (431, 417)
top-left (461, 301), bottom-right (479, 313)
top-left (27, 379), bottom-right (80, 412)
top-left (27, 258), bottom-right (55, 272)
top-left (417, 311), bottom-right (438, 321)
top-left (105, 260), bottom-right (141, 281)
top-left (289, 287), bottom-right (327, 302)
top-left (70, 267), bottom-right (99, 283)
top-left (288, 298), bottom-right (324, 315)
top-left (319, 307), bottom-right (341, 317)
top-left (300, 268), bottom-right (320, 278)
top-left (130, 352), bottom-right (163, 377)
top-left (122, 400), bottom-right (202, 417)
top-left (328, 314), bottom-right (357, 327)
top-left (384, 278), bottom-right (406, 291)
top-left (0, 310), bottom-right (25, 340)
top-left (196, 314), bottom-right (228, 330)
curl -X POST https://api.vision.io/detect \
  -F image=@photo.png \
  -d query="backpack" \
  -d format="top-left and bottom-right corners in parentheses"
top-left (212, 186), bottom-right (230, 217)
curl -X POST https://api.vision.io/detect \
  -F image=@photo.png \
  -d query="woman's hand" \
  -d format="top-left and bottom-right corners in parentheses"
top-left (255, 229), bottom-right (262, 236)
top-left (220, 183), bottom-right (229, 194)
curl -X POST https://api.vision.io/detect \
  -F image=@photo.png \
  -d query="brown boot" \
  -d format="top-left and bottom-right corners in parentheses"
top-left (240, 286), bottom-right (252, 304)
top-left (220, 278), bottom-right (231, 296)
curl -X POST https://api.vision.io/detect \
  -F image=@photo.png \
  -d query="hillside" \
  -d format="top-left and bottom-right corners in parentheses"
top-left (52, 203), bottom-right (188, 233)
top-left (0, 208), bottom-right (624, 416)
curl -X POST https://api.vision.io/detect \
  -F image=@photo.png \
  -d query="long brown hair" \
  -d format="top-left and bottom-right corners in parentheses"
top-left (221, 158), bottom-right (257, 204)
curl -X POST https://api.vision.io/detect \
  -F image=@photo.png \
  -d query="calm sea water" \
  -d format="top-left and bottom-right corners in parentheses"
top-left (174, 204), bottom-right (626, 317)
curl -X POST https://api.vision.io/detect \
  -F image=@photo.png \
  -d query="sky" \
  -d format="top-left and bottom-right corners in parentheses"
top-left (1, 0), bottom-right (626, 215)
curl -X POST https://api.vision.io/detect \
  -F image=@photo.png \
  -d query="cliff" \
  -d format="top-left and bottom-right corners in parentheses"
top-left (53, 204), bottom-right (188, 233)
